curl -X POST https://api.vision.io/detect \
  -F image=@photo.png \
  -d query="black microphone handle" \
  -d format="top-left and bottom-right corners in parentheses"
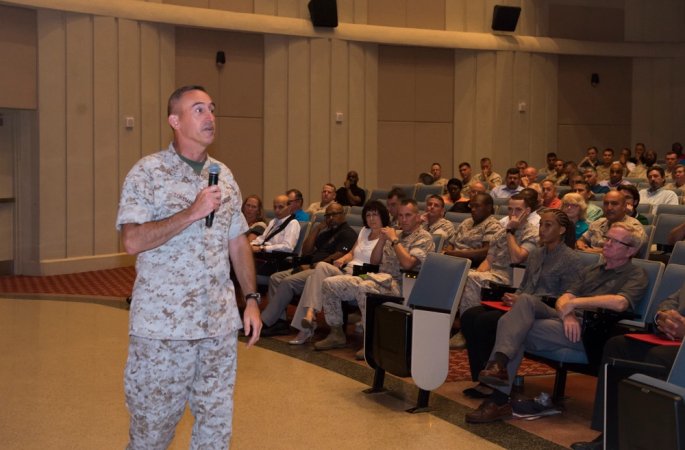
top-left (206, 171), bottom-right (219, 227)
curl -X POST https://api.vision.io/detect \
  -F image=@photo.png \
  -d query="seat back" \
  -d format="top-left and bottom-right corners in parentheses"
top-left (655, 204), bottom-right (685, 215)
top-left (415, 184), bottom-right (444, 202)
top-left (653, 214), bottom-right (685, 249)
top-left (668, 341), bottom-right (685, 387)
top-left (623, 258), bottom-right (664, 327)
top-left (645, 263), bottom-right (685, 327)
top-left (293, 221), bottom-right (311, 255)
top-left (574, 249), bottom-right (602, 267)
top-left (636, 203), bottom-right (653, 214)
top-left (368, 188), bottom-right (390, 202)
top-left (407, 253), bottom-right (471, 320)
top-left (669, 241), bottom-right (685, 266)
top-left (444, 211), bottom-right (470, 223)
top-left (391, 184), bottom-right (417, 200)
top-left (639, 224), bottom-right (654, 259)
top-left (430, 233), bottom-right (445, 252)
top-left (349, 205), bottom-right (364, 215)
top-left (345, 214), bottom-right (364, 227)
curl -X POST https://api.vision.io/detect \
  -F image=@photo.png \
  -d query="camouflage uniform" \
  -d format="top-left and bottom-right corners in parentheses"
top-left (423, 217), bottom-right (455, 249)
top-left (458, 221), bottom-right (539, 315)
top-left (577, 215), bottom-right (645, 250)
top-left (449, 215), bottom-right (502, 250)
top-left (116, 144), bottom-right (247, 449)
top-left (320, 228), bottom-right (434, 328)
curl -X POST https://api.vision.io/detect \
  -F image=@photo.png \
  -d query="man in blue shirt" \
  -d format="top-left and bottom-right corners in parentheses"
top-left (287, 188), bottom-right (310, 221)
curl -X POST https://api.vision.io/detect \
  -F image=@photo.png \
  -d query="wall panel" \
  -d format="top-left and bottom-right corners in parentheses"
top-left (140, 23), bottom-right (162, 157)
top-left (263, 35), bottom-right (289, 200)
top-left (452, 50), bottom-right (477, 171)
top-left (330, 38), bottom-right (350, 184)
top-left (286, 37), bottom-right (310, 193)
top-left (0, 5), bottom-right (36, 109)
top-left (493, 50), bottom-right (514, 167)
top-left (309, 38), bottom-right (331, 193)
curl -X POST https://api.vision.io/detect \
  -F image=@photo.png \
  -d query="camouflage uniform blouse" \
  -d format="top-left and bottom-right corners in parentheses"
top-left (116, 145), bottom-right (247, 340)
top-left (450, 215), bottom-right (503, 250)
top-left (487, 221), bottom-right (539, 281)
top-left (380, 228), bottom-right (435, 285)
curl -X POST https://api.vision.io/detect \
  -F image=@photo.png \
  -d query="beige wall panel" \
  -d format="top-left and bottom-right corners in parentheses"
top-left (286, 38), bottom-right (310, 197)
top-left (118, 20), bottom-right (143, 193)
top-left (511, 51), bottom-right (532, 166)
top-left (0, 207), bottom-right (13, 261)
top-left (518, 0), bottom-right (537, 37)
top-left (643, 0), bottom-right (682, 43)
top-left (175, 28), bottom-right (220, 108)
top-left (415, 48), bottom-right (454, 122)
top-left (558, 124), bottom-right (631, 161)
top-left (378, 46), bottom-right (415, 122)
top-left (348, 42), bottom-right (366, 180)
top-left (541, 54), bottom-right (558, 157)
top-left (141, 23), bottom-right (163, 156)
top-left (650, 58), bottom-right (674, 152)
top-left (263, 35), bottom-right (289, 200)
top-left (368, 0), bottom-right (406, 27)
top-left (210, 0), bottom-right (254, 12)
top-left (452, 50), bottom-right (477, 171)
top-left (277, 0), bottom-right (301, 18)
top-left (631, 58), bottom-right (652, 145)
top-left (165, 0), bottom-right (210, 7)
top-left (214, 117), bottom-right (263, 197)
top-left (221, 32), bottom-right (264, 118)
top-left (65, 14), bottom-right (94, 258)
top-left (330, 38), bottom-right (350, 182)
top-left (363, 43), bottom-right (378, 189)
top-left (493, 51), bottom-right (514, 170)
top-left (0, 113), bottom-right (14, 196)
top-left (474, 52), bottom-right (496, 158)
top-left (254, 0), bottom-right (276, 15)
top-left (337, 0), bottom-right (354, 23)
top-left (406, 0), bottom-right (445, 30)
top-left (548, 5), bottom-right (624, 42)
top-left (353, 0), bottom-right (368, 24)
top-left (38, 10), bottom-right (67, 260)
top-left (0, 5), bottom-right (37, 109)
top-left (465, 0), bottom-right (487, 33)
top-left (415, 122), bottom-right (453, 179)
top-left (159, 25), bottom-right (175, 146)
top-left (528, 54), bottom-right (558, 158)
top-left (377, 122), bottom-right (415, 186)
top-left (309, 38), bottom-right (331, 192)
top-left (670, 57), bottom-right (685, 145)
top-left (14, 110), bottom-right (39, 273)
top-left (445, 0), bottom-right (466, 31)
top-left (93, 16), bottom-right (120, 255)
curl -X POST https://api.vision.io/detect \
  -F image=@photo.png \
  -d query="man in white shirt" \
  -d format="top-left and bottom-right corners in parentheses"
top-left (639, 166), bottom-right (679, 206)
top-left (250, 195), bottom-right (300, 253)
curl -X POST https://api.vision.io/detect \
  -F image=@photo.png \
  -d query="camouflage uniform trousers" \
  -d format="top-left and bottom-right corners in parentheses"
top-left (458, 269), bottom-right (509, 316)
top-left (124, 332), bottom-right (238, 450)
top-left (321, 274), bottom-right (400, 330)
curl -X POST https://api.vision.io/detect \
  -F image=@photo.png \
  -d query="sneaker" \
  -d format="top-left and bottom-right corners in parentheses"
top-left (449, 331), bottom-right (466, 349)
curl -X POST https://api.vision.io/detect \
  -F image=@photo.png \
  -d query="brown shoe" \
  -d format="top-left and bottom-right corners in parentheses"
top-left (478, 361), bottom-right (509, 387)
top-left (465, 399), bottom-right (512, 424)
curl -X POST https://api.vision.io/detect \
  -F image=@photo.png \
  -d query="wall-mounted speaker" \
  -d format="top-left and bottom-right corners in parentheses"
top-left (491, 5), bottom-right (521, 32)
top-left (308, 0), bottom-right (338, 28)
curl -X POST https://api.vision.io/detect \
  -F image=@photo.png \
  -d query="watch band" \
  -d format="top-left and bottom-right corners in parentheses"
top-left (245, 292), bottom-right (262, 305)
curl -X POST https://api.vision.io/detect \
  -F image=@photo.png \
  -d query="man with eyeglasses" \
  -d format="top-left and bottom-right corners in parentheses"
top-left (286, 188), bottom-right (310, 221)
top-left (468, 222), bottom-right (647, 424)
top-left (260, 203), bottom-right (357, 336)
top-left (306, 183), bottom-right (338, 216)
top-left (576, 190), bottom-right (645, 254)
top-left (250, 195), bottom-right (301, 254)
top-left (572, 181), bottom-right (604, 222)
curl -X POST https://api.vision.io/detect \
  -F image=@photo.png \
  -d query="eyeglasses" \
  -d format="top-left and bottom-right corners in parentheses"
top-left (324, 211), bottom-right (343, 218)
top-left (562, 203), bottom-right (579, 208)
top-left (605, 236), bottom-right (633, 248)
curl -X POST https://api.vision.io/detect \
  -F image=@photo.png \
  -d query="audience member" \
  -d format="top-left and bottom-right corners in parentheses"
top-left (474, 157), bottom-right (502, 189)
top-left (286, 188), bottom-right (310, 221)
top-left (617, 184), bottom-right (650, 225)
top-left (578, 146), bottom-right (599, 170)
top-left (444, 193), bottom-right (502, 266)
top-left (639, 165), bottom-right (679, 205)
top-left (336, 170), bottom-right (366, 206)
top-left (560, 161), bottom-right (579, 186)
top-left (449, 193), bottom-right (540, 348)
top-left (521, 166), bottom-right (538, 188)
top-left (491, 168), bottom-right (523, 199)
top-left (314, 199), bottom-right (434, 357)
top-left (583, 167), bottom-right (610, 194)
top-left (596, 148), bottom-right (614, 181)
top-left (469, 181), bottom-right (487, 197)
top-left (665, 164), bottom-right (685, 190)
top-left (572, 280), bottom-right (685, 450)
top-left (306, 183), bottom-right (337, 216)
top-left (386, 187), bottom-right (406, 228)
top-left (539, 152), bottom-right (557, 176)
top-left (598, 162), bottom-right (631, 190)
top-left (516, 160), bottom-right (528, 175)
top-left (633, 142), bottom-right (646, 165)
top-left (576, 190), bottom-right (646, 253)
top-left (459, 162), bottom-right (475, 198)
top-left (562, 192), bottom-right (589, 240)
top-left (545, 159), bottom-right (566, 185)
top-left (250, 194), bottom-right (300, 253)
top-left (421, 195), bottom-right (455, 247)
top-left (500, 187), bottom-right (542, 228)
top-left (461, 209), bottom-right (580, 399)
top-left (665, 150), bottom-right (679, 180)
top-left (572, 181), bottom-right (604, 222)
top-left (429, 162), bottom-right (448, 188)
top-left (290, 201), bottom-right (389, 345)
top-left (260, 203), bottom-right (357, 336)
top-left (541, 180), bottom-right (562, 209)
top-left (443, 178), bottom-right (471, 212)
top-left (242, 194), bottom-right (267, 241)
top-left (619, 147), bottom-right (635, 174)
top-left (628, 149), bottom-right (657, 181)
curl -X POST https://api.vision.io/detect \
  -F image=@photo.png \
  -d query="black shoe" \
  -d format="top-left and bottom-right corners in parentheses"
top-left (571, 434), bottom-right (603, 450)
top-left (260, 319), bottom-right (291, 337)
top-left (463, 383), bottom-right (495, 399)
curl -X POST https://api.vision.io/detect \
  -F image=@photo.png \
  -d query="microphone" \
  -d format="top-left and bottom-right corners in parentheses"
top-left (206, 163), bottom-right (220, 227)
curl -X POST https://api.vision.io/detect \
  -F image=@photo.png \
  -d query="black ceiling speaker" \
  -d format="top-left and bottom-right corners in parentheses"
top-left (308, 0), bottom-right (338, 28)
top-left (492, 5), bottom-right (521, 32)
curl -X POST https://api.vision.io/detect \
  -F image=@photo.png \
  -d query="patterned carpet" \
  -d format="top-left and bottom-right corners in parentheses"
top-left (0, 266), bottom-right (554, 381)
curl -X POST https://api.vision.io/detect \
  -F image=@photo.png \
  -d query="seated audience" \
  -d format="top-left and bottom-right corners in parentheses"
top-left (314, 199), bottom-right (434, 357)
top-left (572, 181), bottom-right (603, 222)
top-left (474, 157), bottom-right (502, 190)
top-left (599, 162), bottom-right (631, 190)
top-left (461, 209), bottom-right (581, 398)
top-left (665, 164), bottom-right (685, 191)
top-left (560, 161), bottom-right (579, 186)
top-left (572, 280), bottom-right (685, 450)
top-left (459, 162), bottom-right (475, 198)
top-left (250, 194), bottom-right (300, 253)
top-left (627, 148), bottom-right (657, 181)
top-left (421, 195), bottom-right (455, 248)
top-left (467, 222), bottom-right (647, 424)
top-left (450, 193), bottom-right (540, 348)
top-left (639, 165), bottom-right (679, 205)
top-left (516, 160), bottom-right (528, 174)
top-left (521, 166), bottom-right (538, 188)
top-left (541, 180), bottom-right (562, 209)
top-left (619, 147), bottom-right (635, 174)
top-left (260, 203), bottom-right (357, 336)
top-left (242, 194), bottom-right (267, 242)
top-left (500, 187), bottom-right (542, 228)
top-left (386, 187), bottom-right (406, 228)
top-left (306, 183), bottom-right (337, 216)
top-left (576, 190), bottom-right (646, 253)
top-left (562, 192), bottom-right (589, 240)
top-left (583, 167), bottom-right (610, 194)
top-left (596, 148), bottom-right (614, 182)
top-left (443, 178), bottom-right (471, 212)
top-left (544, 159), bottom-right (566, 185)
top-left (617, 184), bottom-right (650, 225)
top-left (429, 162), bottom-right (448, 188)
top-left (469, 181), bottom-right (487, 198)
top-left (578, 146), bottom-right (599, 170)
top-left (490, 168), bottom-right (523, 199)
top-left (444, 193), bottom-right (502, 266)
top-left (664, 150), bottom-right (679, 180)
top-left (539, 152), bottom-right (557, 176)
top-left (286, 188), bottom-right (310, 221)
top-left (289, 201), bottom-right (389, 345)
top-left (336, 170), bottom-right (366, 206)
